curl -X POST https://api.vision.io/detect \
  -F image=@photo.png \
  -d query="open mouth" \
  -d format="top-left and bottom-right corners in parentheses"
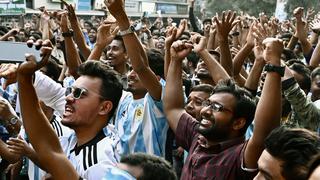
top-left (199, 119), bottom-right (213, 128)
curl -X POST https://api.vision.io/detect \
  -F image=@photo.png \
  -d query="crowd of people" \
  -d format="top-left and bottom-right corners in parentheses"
top-left (0, 0), bottom-right (320, 179)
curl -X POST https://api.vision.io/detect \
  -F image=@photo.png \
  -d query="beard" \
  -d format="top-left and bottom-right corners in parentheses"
top-left (196, 119), bottom-right (232, 142)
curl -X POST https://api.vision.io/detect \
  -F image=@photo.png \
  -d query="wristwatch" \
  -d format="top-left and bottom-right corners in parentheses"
top-left (62, 30), bottom-right (74, 37)
top-left (264, 64), bottom-right (285, 77)
top-left (8, 116), bottom-right (19, 125)
top-left (118, 26), bottom-right (135, 36)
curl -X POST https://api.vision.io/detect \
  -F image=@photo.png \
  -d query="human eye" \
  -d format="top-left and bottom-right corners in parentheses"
top-left (212, 103), bottom-right (223, 111)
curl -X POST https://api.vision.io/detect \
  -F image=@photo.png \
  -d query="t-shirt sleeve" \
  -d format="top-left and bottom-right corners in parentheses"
top-left (175, 113), bottom-right (198, 150)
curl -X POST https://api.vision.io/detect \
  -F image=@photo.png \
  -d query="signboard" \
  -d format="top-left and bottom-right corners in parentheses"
top-left (0, 0), bottom-right (25, 15)
top-left (51, 0), bottom-right (74, 3)
top-left (78, 0), bottom-right (91, 11)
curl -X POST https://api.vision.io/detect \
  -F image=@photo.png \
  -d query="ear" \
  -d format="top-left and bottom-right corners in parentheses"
top-left (232, 117), bottom-right (246, 131)
top-left (98, 100), bottom-right (113, 116)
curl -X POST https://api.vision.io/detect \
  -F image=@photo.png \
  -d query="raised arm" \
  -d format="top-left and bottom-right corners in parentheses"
top-left (63, 1), bottom-right (91, 59)
top-left (88, 23), bottom-right (118, 60)
top-left (192, 33), bottom-right (230, 83)
top-left (233, 22), bottom-right (255, 84)
top-left (164, 40), bottom-right (192, 133)
top-left (214, 11), bottom-right (238, 76)
top-left (294, 7), bottom-right (313, 56)
top-left (60, 13), bottom-right (81, 78)
top-left (188, 0), bottom-right (200, 33)
top-left (309, 18), bottom-right (320, 69)
top-left (17, 40), bottom-right (78, 179)
top-left (106, 0), bottom-right (162, 100)
top-left (245, 38), bottom-right (283, 168)
top-left (244, 23), bottom-right (267, 91)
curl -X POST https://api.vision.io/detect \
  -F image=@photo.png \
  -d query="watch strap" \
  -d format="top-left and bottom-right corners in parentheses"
top-left (264, 64), bottom-right (285, 77)
top-left (118, 26), bottom-right (135, 36)
top-left (62, 30), bottom-right (74, 37)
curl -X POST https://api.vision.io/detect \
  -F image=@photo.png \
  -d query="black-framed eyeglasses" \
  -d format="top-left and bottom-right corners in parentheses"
top-left (202, 100), bottom-right (233, 113)
top-left (65, 87), bottom-right (88, 99)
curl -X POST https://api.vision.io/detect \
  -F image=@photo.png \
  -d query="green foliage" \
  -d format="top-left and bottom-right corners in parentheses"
top-left (206, 0), bottom-right (320, 19)
top-left (285, 0), bottom-right (319, 18)
top-left (206, 0), bottom-right (276, 17)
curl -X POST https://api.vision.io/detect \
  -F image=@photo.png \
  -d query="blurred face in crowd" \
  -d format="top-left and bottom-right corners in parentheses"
top-left (196, 92), bottom-right (236, 142)
top-left (62, 76), bottom-right (105, 129)
top-left (105, 39), bottom-right (127, 69)
top-left (84, 22), bottom-right (92, 32)
top-left (155, 37), bottom-right (165, 50)
top-left (311, 75), bottom-right (320, 101)
top-left (126, 70), bottom-right (147, 98)
top-left (254, 150), bottom-right (285, 180)
top-left (195, 60), bottom-right (211, 79)
top-left (185, 91), bottom-right (210, 121)
top-left (88, 28), bottom-right (97, 43)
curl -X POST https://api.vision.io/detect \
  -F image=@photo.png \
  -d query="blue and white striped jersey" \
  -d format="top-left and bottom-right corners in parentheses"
top-left (114, 80), bottom-right (169, 157)
top-left (22, 115), bottom-right (73, 180)
top-left (63, 124), bottom-right (120, 179)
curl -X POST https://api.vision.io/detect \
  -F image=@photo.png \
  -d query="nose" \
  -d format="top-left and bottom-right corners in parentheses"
top-left (185, 102), bottom-right (194, 112)
top-left (128, 70), bottom-right (137, 78)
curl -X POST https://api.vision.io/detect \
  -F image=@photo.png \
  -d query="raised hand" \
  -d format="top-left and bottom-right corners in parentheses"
top-left (104, 0), bottom-right (125, 19)
top-left (7, 136), bottom-right (33, 157)
top-left (293, 7), bottom-right (304, 20)
top-left (170, 40), bottom-right (193, 61)
top-left (191, 33), bottom-right (207, 53)
top-left (310, 18), bottom-right (320, 34)
top-left (262, 38), bottom-right (283, 65)
top-left (214, 10), bottom-right (239, 41)
top-left (18, 40), bottom-right (53, 76)
top-left (95, 22), bottom-right (119, 47)
top-left (165, 26), bottom-right (178, 47)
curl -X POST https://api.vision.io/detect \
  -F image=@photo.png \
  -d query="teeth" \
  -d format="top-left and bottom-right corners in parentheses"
top-left (202, 119), bottom-right (210, 125)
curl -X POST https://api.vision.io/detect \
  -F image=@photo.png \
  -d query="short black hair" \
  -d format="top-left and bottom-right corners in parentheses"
top-left (113, 35), bottom-right (126, 52)
top-left (120, 153), bottom-right (177, 180)
top-left (307, 153), bottom-right (320, 179)
top-left (213, 79), bottom-right (256, 135)
top-left (146, 48), bottom-right (164, 79)
top-left (265, 127), bottom-right (320, 180)
top-left (77, 60), bottom-right (123, 117)
top-left (191, 84), bottom-right (214, 95)
top-left (42, 59), bottom-right (61, 82)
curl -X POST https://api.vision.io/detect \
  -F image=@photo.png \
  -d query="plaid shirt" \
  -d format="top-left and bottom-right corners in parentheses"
top-left (176, 113), bottom-right (257, 180)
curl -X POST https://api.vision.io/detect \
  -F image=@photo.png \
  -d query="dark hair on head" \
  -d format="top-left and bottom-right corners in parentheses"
top-left (42, 58), bottom-right (62, 82)
top-left (84, 21), bottom-right (93, 28)
top-left (179, 31), bottom-right (191, 40)
top-left (89, 27), bottom-right (97, 32)
top-left (120, 153), bottom-right (177, 180)
top-left (29, 33), bottom-right (42, 40)
top-left (213, 79), bottom-right (256, 135)
top-left (311, 67), bottom-right (320, 80)
top-left (186, 51), bottom-right (200, 69)
top-left (282, 48), bottom-right (298, 61)
top-left (307, 153), bottom-right (320, 179)
top-left (146, 48), bottom-right (164, 79)
top-left (202, 18), bottom-right (212, 25)
top-left (77, 60), bottom-right (123, 118)
top-left (0, 30), bottom-right (5, 36)
top-left (0, 26), bottom-right (8, 33)
top-left (265, 126), bottom-right (320, 180)
top-left (289, 62), bottom-right (311, 92)
top-left (191, 84), bottom-right (214, 95)
top-left (113, 35), bottom-right (126, 52)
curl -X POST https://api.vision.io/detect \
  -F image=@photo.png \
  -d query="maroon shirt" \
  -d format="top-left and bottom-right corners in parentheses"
top-left (176, 113), bottom-right (257, 180)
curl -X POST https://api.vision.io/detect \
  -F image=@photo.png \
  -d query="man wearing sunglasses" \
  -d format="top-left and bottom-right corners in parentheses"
top-left (164, 37), bottom-right (283, 179)
top-left (16, 40), bottom-right (123, 179)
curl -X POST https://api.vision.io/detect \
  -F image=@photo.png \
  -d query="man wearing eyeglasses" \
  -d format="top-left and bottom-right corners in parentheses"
top-left (164, 36), bottom-right (283, 179)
